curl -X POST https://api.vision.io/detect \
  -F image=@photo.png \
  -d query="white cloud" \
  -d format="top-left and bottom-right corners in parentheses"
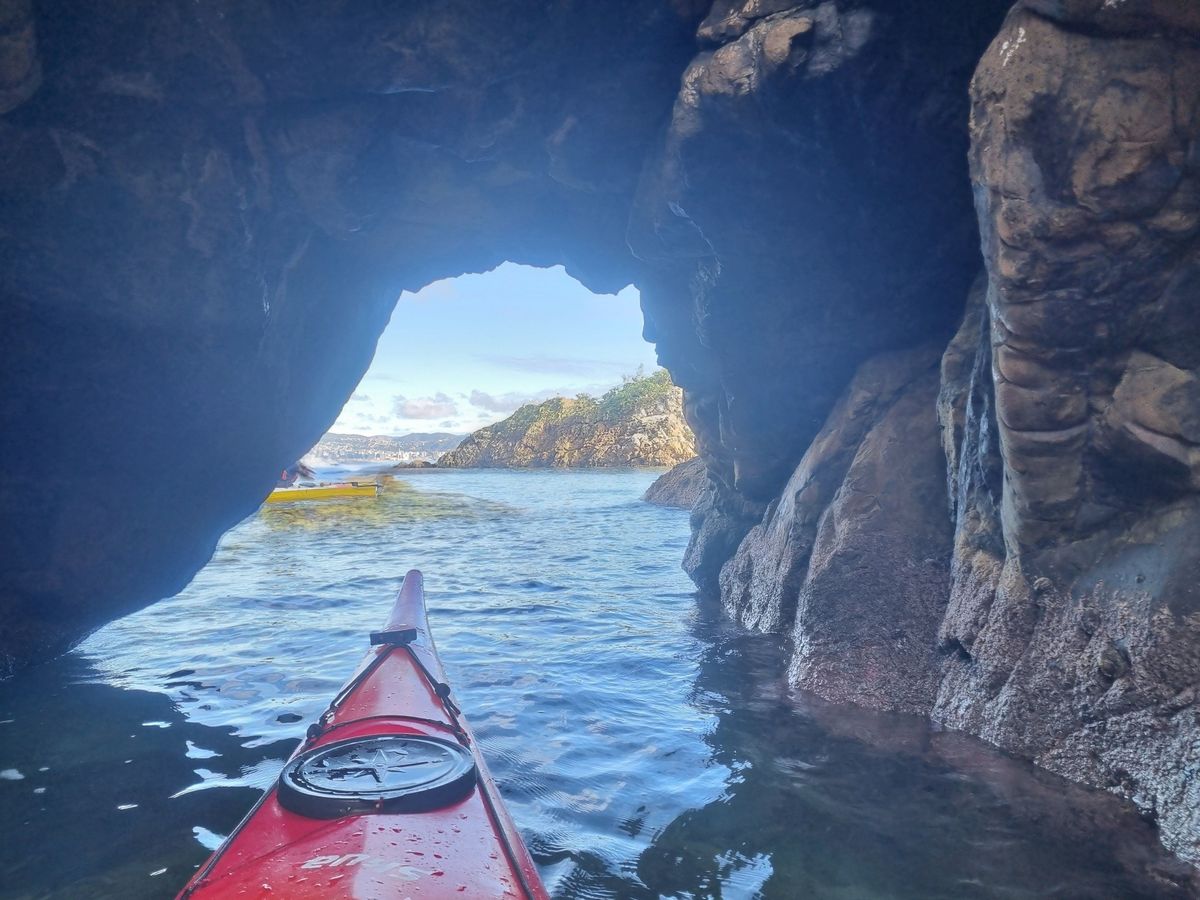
top-left (468, 388), bottom-right (559, 414)
top-left (393, 392), bottom-right (458, 419)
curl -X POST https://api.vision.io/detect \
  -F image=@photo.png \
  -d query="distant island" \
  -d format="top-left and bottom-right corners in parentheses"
top-left (439, 370), bottom-right (695, 469)
top-left (307, 432), bottom-right (463, 464)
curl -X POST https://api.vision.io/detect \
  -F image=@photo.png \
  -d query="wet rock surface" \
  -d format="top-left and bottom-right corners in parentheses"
top-left (2, 0), bottom-right (1199, 871)
top-left (938, 2), bottom-right (1200, 865)
top-left (713, 0), bottom-right (1200, 865)
top-left (642, 457), bottom-right (707, 509)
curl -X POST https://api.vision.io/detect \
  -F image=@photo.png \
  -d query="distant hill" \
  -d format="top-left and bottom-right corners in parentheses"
top-left (307, 432), bottom-right (463, 463)
top-left (439, 370), bottom-right (696, 469)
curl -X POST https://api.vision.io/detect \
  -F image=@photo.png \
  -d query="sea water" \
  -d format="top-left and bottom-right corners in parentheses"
top-left (0, 470), bottom-right (1192, 898)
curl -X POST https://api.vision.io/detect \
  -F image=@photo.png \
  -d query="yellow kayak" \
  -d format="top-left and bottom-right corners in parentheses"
top-left (265, 481), bottom-right (380, 502)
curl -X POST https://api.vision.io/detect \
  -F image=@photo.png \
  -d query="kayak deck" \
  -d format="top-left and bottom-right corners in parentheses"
top-left (178, 571), bottom-right (546, 899)
top-left (266, 482), bottom-right (380, 502)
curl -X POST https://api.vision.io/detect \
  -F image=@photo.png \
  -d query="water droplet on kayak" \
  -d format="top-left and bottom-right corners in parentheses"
top-left (432, 870), bottom-right (445, 877)
top-left (0, 769), bottom-right (24, 781)
top-left (117, 803), bottom-right (138, 810)
top-left (33, 787), bottom-right (46, 795)
top-left (149, 868), bottom-right (167, 877)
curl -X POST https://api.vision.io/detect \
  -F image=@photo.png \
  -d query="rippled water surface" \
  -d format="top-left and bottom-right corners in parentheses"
top-left (1, 470), bottom-right (1194, 899)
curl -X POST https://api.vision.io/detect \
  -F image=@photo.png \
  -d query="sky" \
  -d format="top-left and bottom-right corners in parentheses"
top-left (329, 263), bottom-right (660, 436)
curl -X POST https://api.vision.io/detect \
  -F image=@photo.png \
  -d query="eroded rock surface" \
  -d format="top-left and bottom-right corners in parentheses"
top-left (635, 0), bottom-right (1010, 597)
top-left (937, 2), bottom-right (1200, 865)
top-left (714, 0), bottom-right (1200, 865)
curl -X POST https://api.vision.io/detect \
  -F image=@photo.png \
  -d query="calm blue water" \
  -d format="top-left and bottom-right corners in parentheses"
top-left (0, 470), bottom-right (1194, 898)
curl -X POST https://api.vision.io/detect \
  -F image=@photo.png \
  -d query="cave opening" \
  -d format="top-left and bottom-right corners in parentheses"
top-left (315, 262), bottom-right (660, 452)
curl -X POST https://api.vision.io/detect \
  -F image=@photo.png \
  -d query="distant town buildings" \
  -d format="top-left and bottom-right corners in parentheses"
top-left (305, 432), bottom-right (463, 464)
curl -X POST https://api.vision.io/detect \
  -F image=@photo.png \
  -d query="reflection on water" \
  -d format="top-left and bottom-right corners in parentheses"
top-left (0, 470), bottom-right (1194, 899)
top-left (258, 476), bottom-right (514, 530)
top-left (630, 617), bottom-right (1197, 899)
top-left (0, 655), bottom-right (276, 898)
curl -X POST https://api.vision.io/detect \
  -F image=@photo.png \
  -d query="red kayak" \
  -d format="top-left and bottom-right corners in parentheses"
top-left (178, 570), bottom-right (548, 899)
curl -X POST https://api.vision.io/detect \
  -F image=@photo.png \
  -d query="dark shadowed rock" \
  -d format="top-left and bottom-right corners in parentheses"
top-left (720, 345), bottom-right (942, 633)
top-left (720, 347), bottom-right (953, 713)
top-left (0, 0), bottom-right (703, 675)
top-left (642, 456), bottom-right (706, 509)
top-left (639, 0), bottom-right (1010, 581)
top-left (786, 366), bottom-right (952, 716)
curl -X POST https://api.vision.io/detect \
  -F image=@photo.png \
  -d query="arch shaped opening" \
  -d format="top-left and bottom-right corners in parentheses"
top-left (322, 263), bottom-right (658, 445)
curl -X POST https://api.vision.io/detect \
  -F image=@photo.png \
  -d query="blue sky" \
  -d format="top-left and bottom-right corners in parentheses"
top-left (330, 263), bottom-right (660, 436)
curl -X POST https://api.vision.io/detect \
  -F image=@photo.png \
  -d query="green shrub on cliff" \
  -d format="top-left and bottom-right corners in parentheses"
top-left (598, 368), bottom-right (676, 421)
top-left (439, 369), bottom-right (694, 468)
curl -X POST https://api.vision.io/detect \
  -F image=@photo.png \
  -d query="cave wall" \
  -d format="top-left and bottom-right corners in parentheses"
top-left (2, 0), bottom-right (1198, 868)
top-left (702, 0), bottom-right (1200, 865)
top-left (0, 0), bottom-right (703, 673)
top-left (944, 2), bottom-right (1200, 864)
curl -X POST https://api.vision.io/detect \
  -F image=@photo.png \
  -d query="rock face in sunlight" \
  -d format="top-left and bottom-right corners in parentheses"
top-left (439, 371), bottom-right (695, 468)
top-left (2, 0), bottom-right (1199, 869)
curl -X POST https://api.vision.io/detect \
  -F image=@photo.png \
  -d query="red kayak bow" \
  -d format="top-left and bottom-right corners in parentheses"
top-left (178, 570), bottom-right (548, 899)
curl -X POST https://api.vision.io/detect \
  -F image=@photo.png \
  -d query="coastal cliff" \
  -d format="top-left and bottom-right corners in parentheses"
top-left (439, 371), bottom-right (695, 468)
top-left (2, 0), bottom-right (1198, 869)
